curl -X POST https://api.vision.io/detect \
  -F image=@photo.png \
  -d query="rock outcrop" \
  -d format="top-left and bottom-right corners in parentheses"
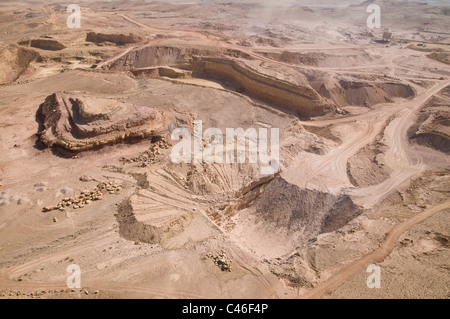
top-left (312, 78), bottom-right (416, 107)
top-left (110, 45), bottom-right (332, 118)
top-left (409, 86), bottom-right (450, 153)
top-left (86, 32), bottom-right (142, 45)
top-left (191, 57), bottom-right (331, 117)
top-left (118, 192), bottom-right (192, 245)
top-left (19, 39), bottom-right (66, 51)
top-left (37, 92), bottom-right (182, 153)
top-left (254, 176), bottom-right (363, 236)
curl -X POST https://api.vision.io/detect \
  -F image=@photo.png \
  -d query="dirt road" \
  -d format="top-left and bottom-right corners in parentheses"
top-left (302, 200), bottom-right (450, 299)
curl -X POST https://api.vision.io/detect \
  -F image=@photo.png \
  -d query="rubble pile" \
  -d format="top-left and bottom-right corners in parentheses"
top-left (207, 251), bottom-right (232, 272)
top-left (42, 181), bottom-right (122, 212)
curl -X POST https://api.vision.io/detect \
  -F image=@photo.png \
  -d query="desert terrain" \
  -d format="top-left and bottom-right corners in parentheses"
top-left (0, 0), bottom-right (449, 299)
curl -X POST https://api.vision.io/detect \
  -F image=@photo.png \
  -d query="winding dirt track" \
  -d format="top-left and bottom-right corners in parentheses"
top-left (302, 200), bottom-right (450, 299)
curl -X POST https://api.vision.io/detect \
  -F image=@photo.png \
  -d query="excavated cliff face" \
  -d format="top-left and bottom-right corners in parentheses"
top-left (109, 45), bottom-right (254, 71)
top-left (117, 162), bottom-right (263, 245)
top-left (18, 39), bottom-right (66, 51)
top-left (191, 57), bottom-right (331, 117)
top-left (37, 92), bottom-right (184, 153)
top-left (0, 45), bottom-right (40, 84)
top-left (221, 174), bottom-right (364, 260)
top-left (257, 50), bottom-right (374, 68)
top-left (118, 197), bottom-right (192, 245)
top-left (131, 66), bottom-right (190, 79)
top-left (412, 131), bottom-right (450, 153)
top-left (427, 52), bottom-right (450, 65)
top-left (311, 77), bottom-right (416, 107)
top-left (409, 86), bottom-right (450, 153)
top-left (110, 46), bottom-right (186, 70)
top-left (109, 44), bottom-right (416, 117)
top-left (86, 32), bottom-right (142, 45)
top-left (110, 45), bottom-right (332, 118)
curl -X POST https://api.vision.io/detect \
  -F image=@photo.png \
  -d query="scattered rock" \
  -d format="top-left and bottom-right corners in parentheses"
top-left (207, 251), bottom-right (232, 272)
top-left (42, 181), bottom-right (121, 212)
top-left (79, 175), bottom-right (93, 182)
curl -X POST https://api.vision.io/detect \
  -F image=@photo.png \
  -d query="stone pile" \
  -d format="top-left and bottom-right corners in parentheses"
top-left (42, 181), bottom-right (122, 212)
top-left (207, 251), bottom-right (232, 272)
top-left (120, 139), bottom-right (170, 167)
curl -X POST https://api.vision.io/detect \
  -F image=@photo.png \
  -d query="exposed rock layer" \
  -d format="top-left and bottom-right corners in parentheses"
top-left (37, 92), bottom-right (180, 153)
top-left (0, 45), bottom-right (40, 84)
top-left (86, 32), bottom-right (142, 45)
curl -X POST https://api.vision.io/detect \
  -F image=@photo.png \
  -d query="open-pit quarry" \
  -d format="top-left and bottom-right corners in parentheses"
top-left (0, 0), bottom-right (449, 299)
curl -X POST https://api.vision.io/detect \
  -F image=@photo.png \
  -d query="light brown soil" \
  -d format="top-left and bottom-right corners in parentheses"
top-left (0, 0), bottom-right (449, 299)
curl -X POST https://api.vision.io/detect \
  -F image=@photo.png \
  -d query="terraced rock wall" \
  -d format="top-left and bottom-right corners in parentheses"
top-left (192, 57), bottom-right (331, 117)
